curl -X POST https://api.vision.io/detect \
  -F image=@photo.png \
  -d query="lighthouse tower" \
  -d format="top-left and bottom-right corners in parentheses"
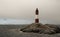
top-left (35, 8), bottom-right (39, 23)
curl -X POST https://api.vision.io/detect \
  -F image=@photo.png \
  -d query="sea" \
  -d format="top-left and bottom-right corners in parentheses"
top-left (0, 18), bottom-right (59, 25)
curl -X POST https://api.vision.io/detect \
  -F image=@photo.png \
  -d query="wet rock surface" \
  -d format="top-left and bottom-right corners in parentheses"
top-left (20, 23), bottom-right (60, 34)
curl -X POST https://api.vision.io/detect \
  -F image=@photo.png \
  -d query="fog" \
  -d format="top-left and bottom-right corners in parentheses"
top-left (0, 0), bottom-right (60, 24)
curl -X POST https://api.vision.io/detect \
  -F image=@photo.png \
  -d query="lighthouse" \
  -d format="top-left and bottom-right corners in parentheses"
top-left (35, 8), bottom-right (39, 23)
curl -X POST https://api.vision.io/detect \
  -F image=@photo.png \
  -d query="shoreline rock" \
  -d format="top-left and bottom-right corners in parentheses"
top-left (20, 23), bottom-right (60, 34)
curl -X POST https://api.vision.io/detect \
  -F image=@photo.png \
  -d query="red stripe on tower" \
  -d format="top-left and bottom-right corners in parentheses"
top-left (35, 8), bottom-right (39, 23)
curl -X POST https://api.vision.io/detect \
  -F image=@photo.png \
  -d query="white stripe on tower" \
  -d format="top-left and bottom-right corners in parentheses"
top-left (35, 15), bottom-right (39, 19)
top-left (35, 8), bottom-right (39, 23)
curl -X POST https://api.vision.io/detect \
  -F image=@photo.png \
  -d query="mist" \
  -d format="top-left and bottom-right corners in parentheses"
top-left (0, 0), bottom-right (60, 24)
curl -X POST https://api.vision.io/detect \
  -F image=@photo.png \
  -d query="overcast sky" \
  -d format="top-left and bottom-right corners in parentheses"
top-left (0, 0), bottom-right (60, 24)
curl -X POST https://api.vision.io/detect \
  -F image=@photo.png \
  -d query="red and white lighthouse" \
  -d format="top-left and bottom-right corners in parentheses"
top-left (35, 8), bottom-right (39, 23)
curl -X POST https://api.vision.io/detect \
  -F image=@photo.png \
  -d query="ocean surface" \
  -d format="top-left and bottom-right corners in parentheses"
top-left (0, 18), bottom-right (59, 25)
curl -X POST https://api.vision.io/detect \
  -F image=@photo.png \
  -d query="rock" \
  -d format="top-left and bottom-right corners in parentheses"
top-left (45, 24), bottom-right (60, 33)
top-left (38, 25), bottom-right (56, 34)
top-left (20, 23), bottom-right (42, 32)
top-left (20, 23), bottom-right (60, 34)
top-left (39, 28), bottom-right (56, 34)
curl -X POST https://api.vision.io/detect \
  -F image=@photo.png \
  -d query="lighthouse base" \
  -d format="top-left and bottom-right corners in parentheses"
top-left (20, 23), bottom-right (60, 34)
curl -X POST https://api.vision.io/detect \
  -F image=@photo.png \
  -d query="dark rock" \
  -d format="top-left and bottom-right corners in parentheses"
top-left (38, 25), bottom-right (56, 34)
top-left (40, 28), bottom-right (56, 34)
top-left (20, 23), bottom-right (60, 34)
top-left (20, 23), bottom-right (42, 32)
top-left (45, 24), bottom-right (60, 33)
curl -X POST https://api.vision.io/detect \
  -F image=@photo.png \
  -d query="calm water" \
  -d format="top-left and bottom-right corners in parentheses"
top-left (0, 18), bottom-right (59, 24)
